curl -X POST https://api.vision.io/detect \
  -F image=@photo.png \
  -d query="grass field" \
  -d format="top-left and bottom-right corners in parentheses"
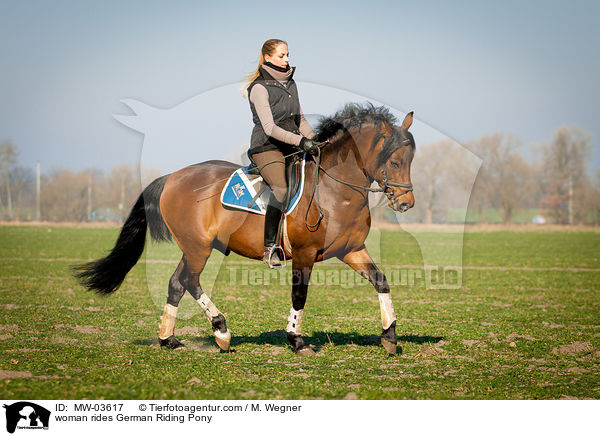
top-left (0, 224), bottom-right (599, 399)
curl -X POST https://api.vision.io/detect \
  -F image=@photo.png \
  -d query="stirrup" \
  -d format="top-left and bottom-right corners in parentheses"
top-left (264, 244), bottom-right (286, 269)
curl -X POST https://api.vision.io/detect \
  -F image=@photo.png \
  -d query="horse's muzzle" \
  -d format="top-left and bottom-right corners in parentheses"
top-left (388, 190), bottom-right (414, 213)
top-left (389, 200), bottom-right (413, 212)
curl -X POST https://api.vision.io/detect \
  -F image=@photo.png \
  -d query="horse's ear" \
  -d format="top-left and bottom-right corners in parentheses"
top-left (401, 111), bottom-right (414, 130)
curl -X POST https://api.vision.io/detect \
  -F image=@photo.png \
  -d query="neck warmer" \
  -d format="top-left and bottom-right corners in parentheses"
top-left (261, 62), bottom-right (294, 82)
top-left (263, 61), bottom-right (290, 72)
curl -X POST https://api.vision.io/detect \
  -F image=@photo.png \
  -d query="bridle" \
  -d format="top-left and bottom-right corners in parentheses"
top-left (316, 162), bottom-right (413, 197)
top-left (305, 129), bottom-right (413, 231)
top-left (378, 167), bottom-right (414, 201)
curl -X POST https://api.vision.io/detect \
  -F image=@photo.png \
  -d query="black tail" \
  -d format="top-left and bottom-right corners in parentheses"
top-left (72, 175), bottom-right (171, 295)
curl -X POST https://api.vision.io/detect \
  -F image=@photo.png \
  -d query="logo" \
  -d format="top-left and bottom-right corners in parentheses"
top-left (3, 402), bottom-right (50, 434)
top-left (232, 183), bottom-right (246, 199)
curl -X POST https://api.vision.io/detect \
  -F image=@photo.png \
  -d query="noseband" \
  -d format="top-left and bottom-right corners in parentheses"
top-left (378, 167), bottom-right (413, 201)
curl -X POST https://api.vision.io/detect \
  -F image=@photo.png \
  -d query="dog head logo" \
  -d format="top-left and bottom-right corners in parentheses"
top-left (3, 402), bottom-right (50, 433)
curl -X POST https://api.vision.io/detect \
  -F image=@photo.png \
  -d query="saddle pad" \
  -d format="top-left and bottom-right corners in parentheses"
top-left (220, 158), bottom-right (306, 215)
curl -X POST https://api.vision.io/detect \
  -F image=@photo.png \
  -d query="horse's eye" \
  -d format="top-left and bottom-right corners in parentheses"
top-left (389, 160), bottom-right (400, 169)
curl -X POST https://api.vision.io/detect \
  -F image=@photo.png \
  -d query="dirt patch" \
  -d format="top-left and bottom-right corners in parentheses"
top-left (73, 326), bottom-right (101, 334)
top-left (553, 342), bottom-right (595, 355)
top-left (51, 337), bottom-right (78, 344)
top-left (506, 333), bottom-right (537, 341)
top-left (0, 370), bottom-right (33, 379)
top-left (542, 322), bottom-right (564, 329)
top-left (461, 340), bottom-right (480, 347)
top-left (0, 325), bottom-right (19, 332)
top-left (265, 346), bottom-right (284, 356)
top-left (567, 367), bottom-right (590, 374)
top-left (176, 326), bottom-right (202, 336)
top-left (0, 334), bottom-right (13, 340)
top-left (417, 343), bottom-right (446, 357)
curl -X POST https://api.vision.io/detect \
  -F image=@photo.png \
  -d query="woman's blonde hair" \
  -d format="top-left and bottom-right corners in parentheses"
top-left (240, 39), bottom-right (288, 98)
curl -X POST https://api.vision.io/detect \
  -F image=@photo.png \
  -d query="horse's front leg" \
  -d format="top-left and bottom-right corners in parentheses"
top-left (341, 246), bottom-right (398, 355)
top-left (287, 254), bottom-right (316, 356)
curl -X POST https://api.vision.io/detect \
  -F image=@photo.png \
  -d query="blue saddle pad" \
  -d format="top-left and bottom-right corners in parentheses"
top-left (220, 158), bottom-right (306, 215)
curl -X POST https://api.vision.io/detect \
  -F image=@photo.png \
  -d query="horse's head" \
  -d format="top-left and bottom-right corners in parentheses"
top-left (374, 112), bottom-right (416, 213)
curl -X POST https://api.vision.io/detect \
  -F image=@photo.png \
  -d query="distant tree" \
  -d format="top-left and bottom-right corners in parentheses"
top-left (540, 126), bottom-right (591, 224)
top-left (0, 140), bottom-right (18, 220)
top-left (41, 169), bottom-right (89, 221)
top-left (469, 133), bottom-right (532, 224)
top-left (98, 165), bottom-right (139, 222)
top-left (83, 168), bottom-right (103, 221)
top-left (577, 177), bottom-right (600, 225)
top-left (10, 166), bottom-right (35, 220)
top-left (576, 169), bottom-right (600, 225)
top-left (411, 140), bottom-right (452, 224)
top-left (141, 167), bottom-right (161, 190)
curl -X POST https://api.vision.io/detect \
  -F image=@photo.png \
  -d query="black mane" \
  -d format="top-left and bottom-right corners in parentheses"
top-left (313, 102), bottom-right (398, 144)
top-left (314, 102), bottom-right (415, 168)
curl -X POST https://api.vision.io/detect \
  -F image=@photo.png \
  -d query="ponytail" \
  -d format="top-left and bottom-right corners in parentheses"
top-left (240, 39), bottom-right (287, 98)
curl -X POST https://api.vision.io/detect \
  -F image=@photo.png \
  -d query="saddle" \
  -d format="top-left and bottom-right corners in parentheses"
top-left (220, 152), bottom-right (306, 216)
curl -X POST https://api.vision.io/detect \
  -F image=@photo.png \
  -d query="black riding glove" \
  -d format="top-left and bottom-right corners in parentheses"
top-left (299, 137), bottom-right (319, 155)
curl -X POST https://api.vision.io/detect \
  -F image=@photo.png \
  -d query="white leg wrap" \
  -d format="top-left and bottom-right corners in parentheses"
top-left (158, 304), bottom-right (178, 339)
top-left (378, 293), bottom-right (396, 330)
top-left (286, 308), bottom-right (303, 335)
top-left (197, 293), bottom-right (221, 321)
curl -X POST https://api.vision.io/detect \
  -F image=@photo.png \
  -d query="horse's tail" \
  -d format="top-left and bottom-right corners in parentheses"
top-left (72, 175), bottom-right (172, 295)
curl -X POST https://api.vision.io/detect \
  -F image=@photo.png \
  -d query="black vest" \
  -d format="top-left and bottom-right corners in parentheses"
top-left (247, 66), bottom-right (302, 155)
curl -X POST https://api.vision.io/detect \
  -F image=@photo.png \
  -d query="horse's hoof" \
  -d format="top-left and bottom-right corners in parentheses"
top-left (381, 337), bottom-right (397, 355)
top-left (295, 346), bottom-right (316, 357)
top-left (159, 335), bottom-right (186, 350)
top-left (214, 328), bottom-right (231, 351)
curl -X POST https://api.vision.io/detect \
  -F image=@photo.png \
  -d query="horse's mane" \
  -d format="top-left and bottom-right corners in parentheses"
top-left (313, 102), bottom-right (414, 169)
top-left (313, 102), bottom-right (398, 144)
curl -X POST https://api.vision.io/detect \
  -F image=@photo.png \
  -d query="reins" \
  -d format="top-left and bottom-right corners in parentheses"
top-left (304, 137), bottom-right (414, 231)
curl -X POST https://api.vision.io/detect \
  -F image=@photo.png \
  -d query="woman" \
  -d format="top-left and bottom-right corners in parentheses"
top-left (242, 39), bottom-right (319, 268)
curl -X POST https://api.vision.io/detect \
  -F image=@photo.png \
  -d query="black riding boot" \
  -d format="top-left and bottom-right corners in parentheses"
top-left (263, 198), bottom-right (284, 268)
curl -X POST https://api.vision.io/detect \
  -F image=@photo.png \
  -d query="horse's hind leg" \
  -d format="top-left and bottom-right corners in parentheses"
top-left (158, 258), bottom-right (187, 349)
top-left (182, 250), bottom-right (232, 351)
top-left (341, 247), bottom-right (398, 355)
top-left (158, 251), bottom-right (231, 351)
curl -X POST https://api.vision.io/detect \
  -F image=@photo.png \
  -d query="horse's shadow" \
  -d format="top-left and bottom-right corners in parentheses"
top-left (133, 331), bottom-right (444, 353)
top-left (229, 330), bottom-right (444, 352)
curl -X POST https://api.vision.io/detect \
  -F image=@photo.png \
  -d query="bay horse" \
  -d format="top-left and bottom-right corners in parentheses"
top-left (74, 103), bottom-right (415, 356)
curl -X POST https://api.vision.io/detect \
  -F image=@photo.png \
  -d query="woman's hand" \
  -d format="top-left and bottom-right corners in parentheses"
top-left (300, 138), bottom-right (319, 155)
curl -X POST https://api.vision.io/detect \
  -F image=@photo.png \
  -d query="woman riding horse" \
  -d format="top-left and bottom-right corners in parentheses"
top-left (242, 39), bottom-right (320, 268)
top-left (74, 101), bottom-right (416, 355)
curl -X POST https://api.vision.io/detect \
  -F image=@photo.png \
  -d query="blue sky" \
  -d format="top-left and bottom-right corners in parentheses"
top-left (0, 0), bottom-right (598, 174)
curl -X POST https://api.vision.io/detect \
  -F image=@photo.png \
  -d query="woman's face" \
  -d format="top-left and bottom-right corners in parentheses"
top-left (264, 44), bottom-right (289, 68)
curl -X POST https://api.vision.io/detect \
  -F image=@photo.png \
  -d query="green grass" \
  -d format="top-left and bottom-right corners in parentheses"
top-left (0, 225), bottom-right (599, 399)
